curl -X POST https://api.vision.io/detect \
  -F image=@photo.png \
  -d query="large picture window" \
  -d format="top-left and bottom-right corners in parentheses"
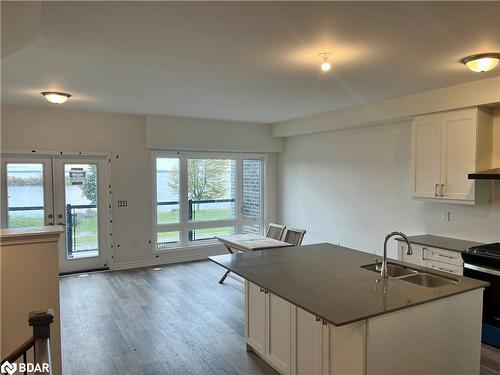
top-left (153, 152), bottom-right (265, 250)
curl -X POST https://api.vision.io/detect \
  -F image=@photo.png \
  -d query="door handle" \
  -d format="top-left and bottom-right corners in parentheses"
top-left (434, 184), bottom-right (439, 197)
top-left (440, 184), bottom-right (445, 197)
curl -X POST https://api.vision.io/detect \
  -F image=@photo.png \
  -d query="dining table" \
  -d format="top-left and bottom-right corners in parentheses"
top-left (215, 233), bottom-right (294, 283)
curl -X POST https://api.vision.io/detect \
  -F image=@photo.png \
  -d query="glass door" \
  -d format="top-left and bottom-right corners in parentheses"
top-left (1, 157), bottom-right (54, 228)
top-left (53, 158), bottom-right (110, 274)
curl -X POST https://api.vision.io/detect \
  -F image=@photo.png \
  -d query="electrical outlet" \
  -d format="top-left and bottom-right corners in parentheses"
top-left (117, 200), bottom-right (128, 207)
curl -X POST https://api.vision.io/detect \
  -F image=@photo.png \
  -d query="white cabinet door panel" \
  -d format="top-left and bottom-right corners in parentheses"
top-left (412, 118), bottom-right (442, 198)
top-left (267, 293), bottom-right (292, 374)
top-left (295, 308), bottom-right (323, 375)
top-left (247, 282), bottom-right (267, 356)
top-left (441, 111), bottom-right (476, 201)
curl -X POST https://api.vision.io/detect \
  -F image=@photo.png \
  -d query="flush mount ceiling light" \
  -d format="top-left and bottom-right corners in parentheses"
top-left (41, 91), bottom-right (71, 104)
top-left (319, 52), bottom-right (333, 72)
top-left (461, 53), bottom-right (500, 72)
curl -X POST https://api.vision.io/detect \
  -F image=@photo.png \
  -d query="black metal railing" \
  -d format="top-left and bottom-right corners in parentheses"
top-left (1, 310), bottom-right (53, 375)
top-left (7, 206), bottom-right (44, 212)
top-left (156, 198), bottom-right (235, 244)
top-left (8, 204), bottom-right (98, 256)
top-left (66, 204), bottom-right (98, 257)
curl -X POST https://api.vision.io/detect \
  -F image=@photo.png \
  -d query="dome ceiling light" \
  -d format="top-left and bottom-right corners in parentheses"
top-left (319, 52), bottom-right (333, 72)
top-left (461, 53), bottom-right (500, 72)
top-left (41, 91), bottom-right (72, 104)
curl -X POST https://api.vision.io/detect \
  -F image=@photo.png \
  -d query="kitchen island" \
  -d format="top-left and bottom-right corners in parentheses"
top-left (210, 243), bottom-right (488, 375)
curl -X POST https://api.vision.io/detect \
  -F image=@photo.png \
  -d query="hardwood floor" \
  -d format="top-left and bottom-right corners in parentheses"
top-left (482, 344), bottom-right (500, 375)
top-left (60, 260), bottom-right (500, 375)
top-left (60, 260), bottom-right (276, 375)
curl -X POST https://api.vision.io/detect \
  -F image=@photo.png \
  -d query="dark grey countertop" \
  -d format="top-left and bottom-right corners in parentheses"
top-left (395, 234), bottom-right (484, 252)
top-left (209, 243), bottom-right (488, 326)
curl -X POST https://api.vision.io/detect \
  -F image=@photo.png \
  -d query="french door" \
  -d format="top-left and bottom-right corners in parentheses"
top-left (1, 154), bottom-right (110, 274)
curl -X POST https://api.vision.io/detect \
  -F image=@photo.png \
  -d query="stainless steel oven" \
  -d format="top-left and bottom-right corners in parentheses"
top-left (462, 243), bottom-right (500, 349)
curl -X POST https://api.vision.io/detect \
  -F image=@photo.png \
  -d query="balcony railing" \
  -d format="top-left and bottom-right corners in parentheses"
top-left (65, 204), bottom-right (98, 257)
top-left (157, 198), bottom-right (235, 244)
top-left (8, 204), bottom-right (98, 257)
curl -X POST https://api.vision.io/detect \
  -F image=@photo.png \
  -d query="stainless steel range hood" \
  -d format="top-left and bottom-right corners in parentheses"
top-left (468, 168), bottom-right (500, 180)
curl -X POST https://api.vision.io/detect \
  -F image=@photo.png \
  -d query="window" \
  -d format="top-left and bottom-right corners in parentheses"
top-left (6, 163), bottom-right (45, 228)
top-left (153, 152), bottom-right (265, 250)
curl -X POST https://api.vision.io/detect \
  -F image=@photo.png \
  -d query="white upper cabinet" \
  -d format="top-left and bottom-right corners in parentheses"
top-left (411, 108), bottom-right (493, 205)
top-left (412, 116), bottom-right (442, 198)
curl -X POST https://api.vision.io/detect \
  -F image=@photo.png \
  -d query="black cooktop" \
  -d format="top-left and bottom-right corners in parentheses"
top-left (462, 243), bottom-right (500, 269)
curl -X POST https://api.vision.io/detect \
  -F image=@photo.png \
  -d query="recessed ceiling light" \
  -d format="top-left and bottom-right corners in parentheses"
top-left (319, 52), bottom-right (333, 72)
top-left (41, 91), bottom-right (72, 104)
top-left (461, 53), bottom-right (500, 72)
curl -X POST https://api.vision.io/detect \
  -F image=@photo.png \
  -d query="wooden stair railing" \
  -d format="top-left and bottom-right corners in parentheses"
top-left (1, 310), bottom-right (53, 375)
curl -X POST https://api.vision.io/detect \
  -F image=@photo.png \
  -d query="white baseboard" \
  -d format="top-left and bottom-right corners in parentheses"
top-left (110, 245), bottom-right (227, 271)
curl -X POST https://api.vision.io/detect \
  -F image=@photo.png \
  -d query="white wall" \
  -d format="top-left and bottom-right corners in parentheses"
top-left (147, 115), bottom-right (283, 152)
top-left (279, 109), bottom-right (500, 258)
top-left (1, 105), bottom-right (280, 268)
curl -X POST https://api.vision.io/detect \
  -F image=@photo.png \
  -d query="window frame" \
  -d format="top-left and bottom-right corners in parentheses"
top-left (152, 151), bottom-right (266, 252)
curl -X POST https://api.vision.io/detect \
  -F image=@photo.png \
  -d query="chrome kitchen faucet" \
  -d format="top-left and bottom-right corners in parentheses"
top-left (379, 232), bottom-right (413, 279)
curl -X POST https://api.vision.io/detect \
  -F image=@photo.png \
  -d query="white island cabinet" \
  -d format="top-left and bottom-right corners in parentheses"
top-left (246, 281), bottom-right (483, 375)
top-left (246, 282), bottom-right (293, 374)
top-left (211, 244), bottom-right (486, 375)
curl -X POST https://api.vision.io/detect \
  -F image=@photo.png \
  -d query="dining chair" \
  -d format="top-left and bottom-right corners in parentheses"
top-left (266, 223), bottom-right (286, 240)
top-left (281, 228), bottom-right (306, 246)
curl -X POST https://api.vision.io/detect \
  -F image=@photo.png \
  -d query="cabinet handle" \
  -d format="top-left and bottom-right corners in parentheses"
top-left (315, 316), bottom-right (321, 322)
top-left (264, 290), bottom-right (269, 294)
top-left (422, 247), bottom-right (426, 261)
top-left (440, 184), bottom-right (445, 197)
top-left (434, 184), bottom-right (439, 197)
top-left (433, 265), bottom-right (454, 274)
top-left (437, 253), bottom-right (454, 259)
top-left (259, 287), bottom-right (264, 292)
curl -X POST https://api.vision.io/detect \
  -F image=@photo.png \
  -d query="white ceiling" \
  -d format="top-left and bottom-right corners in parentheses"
top-left (2, 1), bottom-right (500, 123)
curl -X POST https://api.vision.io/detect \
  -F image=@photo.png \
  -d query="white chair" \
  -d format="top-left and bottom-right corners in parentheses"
top-left (281, 228), bottom-right (306, 246)
top-left (266, 223), bottom-right (286, 240)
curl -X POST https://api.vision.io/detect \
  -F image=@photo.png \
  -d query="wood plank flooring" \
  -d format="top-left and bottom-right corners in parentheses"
top-left (60, 261), bottom-right (276, 375)
top-left (60, 260), bottom-right (500, 375)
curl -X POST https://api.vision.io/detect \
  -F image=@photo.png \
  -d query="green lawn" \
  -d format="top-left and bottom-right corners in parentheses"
top-left (8, 214), bottom-right (44, 228)
top-left (158, 207), bottom-right (234, 243)
top-left (157, 207), bottom-right (234, 224)
top-left (9, 209), bottom-right (99, 251)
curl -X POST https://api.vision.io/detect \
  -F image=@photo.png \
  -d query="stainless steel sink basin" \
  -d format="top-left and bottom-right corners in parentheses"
top-left (361, 262), bottom-right (418, 278)
top-left (400, 273), bottom-right (458, 288)
top-left (362, 262), bottom-right (458, 288)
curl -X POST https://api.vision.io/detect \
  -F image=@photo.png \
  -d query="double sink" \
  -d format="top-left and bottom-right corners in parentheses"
top-left (361, 262), bottom-right (458, 288)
